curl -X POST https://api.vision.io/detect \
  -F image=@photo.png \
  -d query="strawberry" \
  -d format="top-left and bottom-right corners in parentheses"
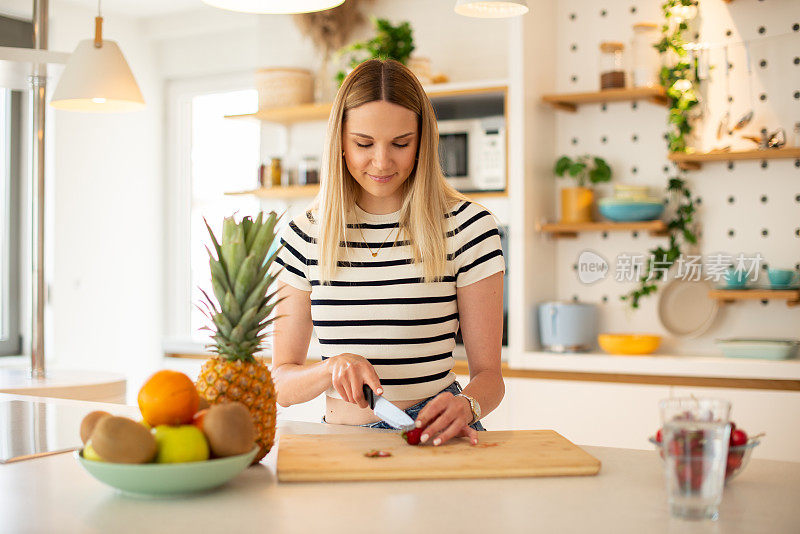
top-left (401, 426), bottom-right (425, 445)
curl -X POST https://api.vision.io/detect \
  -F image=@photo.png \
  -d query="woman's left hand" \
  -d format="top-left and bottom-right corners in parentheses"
top-left (414, 392), bottom-right (478, 447)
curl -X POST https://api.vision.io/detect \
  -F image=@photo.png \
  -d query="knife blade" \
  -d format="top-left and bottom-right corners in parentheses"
top-left (362, 384), bottom-right (416, 432)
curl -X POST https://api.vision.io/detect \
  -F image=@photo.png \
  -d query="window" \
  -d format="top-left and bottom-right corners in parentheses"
top-left (165, 76), bottom-right (261, 345)
top-left (188, 90), bottom-right (260, 342)
top-left (0, 89), bottom-right (22, 356)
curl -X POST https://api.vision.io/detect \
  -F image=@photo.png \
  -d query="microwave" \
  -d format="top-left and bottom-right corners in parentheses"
top-left (437, 116), bottom-right (506, 192)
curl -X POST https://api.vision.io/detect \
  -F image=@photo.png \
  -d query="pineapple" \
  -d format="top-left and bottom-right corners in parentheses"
top-left (195, 212), bottom-right (283, 463)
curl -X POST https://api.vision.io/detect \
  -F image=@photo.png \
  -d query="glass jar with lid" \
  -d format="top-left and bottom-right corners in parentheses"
top-left (599, 41), bottom-right (626, 90)
top-left (631, 22), bottom-right (661, 87)
top-left (267, 157), bottom-right (282, 187)
top-left (297, 156), bottom-right (320, 185)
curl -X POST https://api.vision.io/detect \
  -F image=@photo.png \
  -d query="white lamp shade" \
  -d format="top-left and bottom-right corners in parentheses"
top-left (201, 0), bottom-right (344, 14)
top-left (50, 39), bottom-right (145, 112)
top-left (455, 0), bottom-right (529, 18)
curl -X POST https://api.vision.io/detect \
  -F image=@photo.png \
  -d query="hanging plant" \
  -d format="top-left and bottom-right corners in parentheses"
top-left (654, 0), bottom-right (701, 153)
top-left (621, 0), bottom-right (700, 309)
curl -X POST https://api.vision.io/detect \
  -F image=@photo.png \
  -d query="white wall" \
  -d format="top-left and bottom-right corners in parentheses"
top-left (0, 1), bottom-right (165, 389)
top-left (145, 0), bottom-right (510, 82)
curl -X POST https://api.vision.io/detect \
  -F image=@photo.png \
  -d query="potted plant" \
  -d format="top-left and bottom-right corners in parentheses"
top-left (554, 155), bottom-right (612, 223)
top-left (335, 17), bottom-right (415, 85)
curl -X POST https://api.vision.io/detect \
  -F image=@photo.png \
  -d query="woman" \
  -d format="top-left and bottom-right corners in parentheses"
top-left (271, 59), bottom-right (505, 447)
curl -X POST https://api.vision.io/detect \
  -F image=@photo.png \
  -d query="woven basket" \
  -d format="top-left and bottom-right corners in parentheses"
top-left (255, 68), bottom-right (313, 109)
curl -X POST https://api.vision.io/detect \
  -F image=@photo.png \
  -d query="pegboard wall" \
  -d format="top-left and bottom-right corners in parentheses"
top-left (551, 0), bottom-right (800, 355)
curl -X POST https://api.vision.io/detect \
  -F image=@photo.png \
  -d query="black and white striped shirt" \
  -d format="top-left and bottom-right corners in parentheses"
top-left (274, 201), bottom-right (506, 401)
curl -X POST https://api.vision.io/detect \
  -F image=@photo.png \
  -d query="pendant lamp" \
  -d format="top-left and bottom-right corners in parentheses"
top-left (201, 0), bottom-right (345, 14)
top-left (454, 0), bottom-right (529, 18)
top-left (50, 2), bottom-right (144, 112)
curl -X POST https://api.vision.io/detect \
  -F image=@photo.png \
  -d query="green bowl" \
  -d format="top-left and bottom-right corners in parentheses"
top-left (75, 446), bottom-right (258, 496)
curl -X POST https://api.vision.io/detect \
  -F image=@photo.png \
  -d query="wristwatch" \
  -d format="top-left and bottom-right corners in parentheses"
top-left (456, 393), bottom-right (481, 425)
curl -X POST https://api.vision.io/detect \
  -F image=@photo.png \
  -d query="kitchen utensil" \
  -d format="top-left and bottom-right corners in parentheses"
top-left (537, 302), bottom-right (597, 352)
top-left (75, 445), bottom-right (258, 496)
top-left (598, 198), bottom-right (664, 222)
top-left (597, 333), bottom-right (661, 355)
top-left (767, 128), bottom-right (786, 148)
top-left (716, 338), bottom-right (799, 360)
top-left (649, 437), bottom-right (760, 483)
top-left (744, 128), bottom-right (787, 149)
top-left (729, 42), bottom-right (755, 134)
top-left (716, 112), bottom-right (730, 141)
top-left (276, 430), bottom-right (601, 482)
top-left (657, 277), bottom-right (719, 338)
top-left (659, 397), bottom-right (731, 520)
top-left (716, 45), bottom-right (732, 141)
top-left (362, 385), bottom-right (415, 431)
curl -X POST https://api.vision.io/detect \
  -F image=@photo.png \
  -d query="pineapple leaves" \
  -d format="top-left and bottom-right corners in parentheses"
top-left (244, 212), bottom-right (263, 250)
top-left (237, 306), bottom-right (258, 333)
top-left (234, 254), bottom-right (258, 306)
top-left (198, 287), bottom-right (219, 315)
top-left (223, 291), bottom-right (242, 324)
top-left (243, 273), bottom-right (278, 313)
top-left (208, 248), bottom-right (232, 305)
top-left (251, 212), bottom-right (281, 268)
top-left (212, 312), bottom-right (233, 339)
top-left (201, 211), bottom-right (283, 361)
top-left (203, 218), bottom-right (226, 269)
top-left (222, 218), bottom-right (247, 284)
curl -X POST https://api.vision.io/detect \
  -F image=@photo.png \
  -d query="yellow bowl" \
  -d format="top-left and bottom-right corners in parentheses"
top-left (598, 334), bottom-right (661, 355)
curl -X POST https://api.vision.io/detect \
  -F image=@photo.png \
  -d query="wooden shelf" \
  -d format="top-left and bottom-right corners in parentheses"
top-left (537, 220), bottom-right (668, 239)
top-left (0, 46), bottom-right (70, 91)
top-left (226, 103), bottom-right (332, 125)
top-left (709, 288), bottom-right (800, 307)
top-left (227, 185), bottom-right (321, 200)
top-left (226, 80), bottom-right (508, 124)
top-left (669, 148), bottom-right (800, 170)
top-left (226, 185), bottom-right (508, 201)
top-left (541, 86), bottom-right (667, 112)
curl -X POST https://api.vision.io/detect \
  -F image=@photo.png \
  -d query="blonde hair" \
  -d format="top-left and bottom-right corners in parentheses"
top-left (314, 59), bottom-right (469, 283)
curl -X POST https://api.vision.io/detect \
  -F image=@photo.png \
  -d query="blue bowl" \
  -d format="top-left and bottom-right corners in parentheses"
top-left (598, 199), bottom-right (664, 222)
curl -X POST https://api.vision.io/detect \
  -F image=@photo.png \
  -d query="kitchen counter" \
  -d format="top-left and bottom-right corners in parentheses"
top-left (1, 393), bottom-right (798, 534)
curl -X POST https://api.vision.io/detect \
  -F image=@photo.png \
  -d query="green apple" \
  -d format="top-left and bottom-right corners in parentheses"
top-left (153, 424), bottom-right (209, 463)
top-left (82, 442), bottom-right (105, 462)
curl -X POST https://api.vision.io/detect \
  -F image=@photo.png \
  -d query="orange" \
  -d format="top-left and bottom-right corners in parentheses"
top-left (138, 370), bottom-right (200, 426)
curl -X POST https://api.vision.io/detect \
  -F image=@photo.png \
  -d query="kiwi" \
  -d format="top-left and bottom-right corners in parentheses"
top-left (198, 396), bottom-right (210, 411)
top-left (91, 416), bottom-right (158, 464)
top-left (202, 402), bottom-right (256, 457)
top-left (80, 410), bottom-right (112, 444)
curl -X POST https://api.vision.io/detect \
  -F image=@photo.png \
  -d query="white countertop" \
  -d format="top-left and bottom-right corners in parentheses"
top-left (1, 394), bottom-right (798, 533)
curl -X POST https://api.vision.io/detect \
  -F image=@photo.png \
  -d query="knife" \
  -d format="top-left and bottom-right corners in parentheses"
top-left (362, 385), bottom-right (416, 432)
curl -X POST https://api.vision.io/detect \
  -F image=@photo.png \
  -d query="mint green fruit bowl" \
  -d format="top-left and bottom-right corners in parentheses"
top-left (75, 445), bottom-right (258, 496)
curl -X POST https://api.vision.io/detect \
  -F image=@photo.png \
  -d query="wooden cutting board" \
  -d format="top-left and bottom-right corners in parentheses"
top-left (276, 430), bottom-right (601, 482)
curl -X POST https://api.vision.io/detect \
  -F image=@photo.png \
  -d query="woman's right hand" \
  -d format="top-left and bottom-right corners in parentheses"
top-left (327, 353), bottom-right (383, 409)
